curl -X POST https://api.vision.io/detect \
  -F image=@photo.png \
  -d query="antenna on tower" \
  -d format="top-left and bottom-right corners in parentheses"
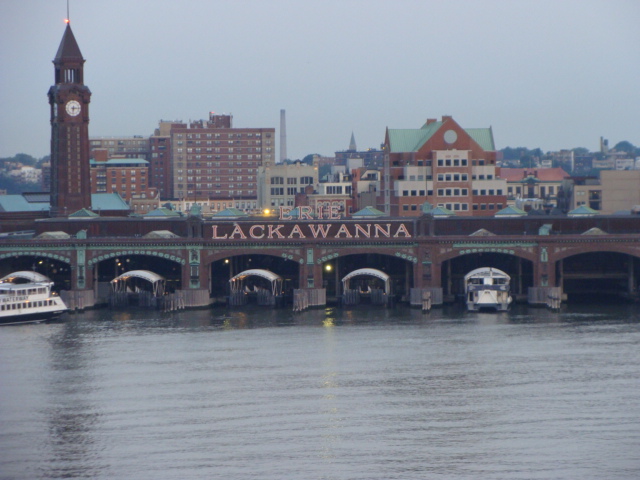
top-left (67, 0), bottom-right (70, 22)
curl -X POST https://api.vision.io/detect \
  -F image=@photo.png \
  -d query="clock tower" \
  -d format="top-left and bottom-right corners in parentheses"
top-left (48, 22), bottom-right (92, 216)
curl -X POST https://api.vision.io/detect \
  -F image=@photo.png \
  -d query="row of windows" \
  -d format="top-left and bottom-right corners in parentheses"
top-left (1, 299), bottom-right (56, 311)
top-left (326, 186), bottom-right (352, 195)
top-left (473, 174), bottom-right (494, 180)
top-left (437, 188), bottom-right (470, 197)
top-left (182, 190), bottom-right (257, 197)
top-left (508, 186), bottom-right (556, 195)
top-left (472, 189), bottom-right (503, 196)
top-left (271, 176), bottom-right (315, 185)
top-left (270, 187), bottom-right (311, 196)
top-left (437, 159), bottom-right (469, 167)
top-left (439, 203), bottom-right (469, 211)
top-left (178, 139), bottom-right (267, 146)
top-left (177, 147), bottom-right (264, 154)
top-left (402, 190), bottom-right (428, 196)
top-left (176, 132), bottom-right (266, 139)
top-left (271, 198), bottom-right (294, 207)
top-left (437, 173), bottom-right (468, 182)
top-left (472, 203), bottom-right (504, 211)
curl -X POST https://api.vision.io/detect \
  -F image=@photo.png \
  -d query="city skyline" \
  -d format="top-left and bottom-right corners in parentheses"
top-left (1, 0), bottom-right (638, 160)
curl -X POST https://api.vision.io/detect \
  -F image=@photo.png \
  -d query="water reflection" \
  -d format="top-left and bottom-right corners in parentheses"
top-left (1, 303), bottom-right (639, 479)
top-left (43, 320), bottom-right (104, 479)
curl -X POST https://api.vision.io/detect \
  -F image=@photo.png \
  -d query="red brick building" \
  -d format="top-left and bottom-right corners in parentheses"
top-left (90, 150), bottom-right (154, 203)
top-left (170, 113), bottom-right (275, 209)
top-left (380, 116), bottom-right (507, 217)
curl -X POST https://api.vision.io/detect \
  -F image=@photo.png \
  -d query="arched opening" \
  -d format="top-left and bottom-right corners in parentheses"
top-left (96, 255), bottom-right (182, 292)
top-left (442, 253), bottom-right (534, 302)
top-left (0, 256), bottom-right (71, 293)
top-left (341, 268), bottom-right (391, 305)
top-left (321, 253), bottom-right (413, 302)
top-left (94, 255), bottom-right (183, 306)
top-left (228, 269), bottom-right (284, 307)
top-left (110, 270), bottom-right (166, 308)
top-left (557, 251), bottom-right (640, 303)
top-left (210, 254), bottom-right (299, 302)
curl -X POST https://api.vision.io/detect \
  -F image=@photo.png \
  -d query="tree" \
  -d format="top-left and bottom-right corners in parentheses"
top-left (613, 141), bottom-right (637, 155)
top-left (301, 154), bottom-right (319, 165)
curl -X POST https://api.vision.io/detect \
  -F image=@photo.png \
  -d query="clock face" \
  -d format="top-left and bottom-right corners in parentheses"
top-left (65, 100), bottom-right (81, 117)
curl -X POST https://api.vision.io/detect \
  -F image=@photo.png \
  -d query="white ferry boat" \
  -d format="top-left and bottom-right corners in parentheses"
top-left (0, 271), bottom-right (68, 325)
top-left (464, 267), bottom-right (512, 312)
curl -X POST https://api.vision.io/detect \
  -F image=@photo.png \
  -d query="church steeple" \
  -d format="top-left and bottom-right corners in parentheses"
top-left (348, 132), bottom-right (357, 151)
top-left (48, 22), bottom-right (92, 217)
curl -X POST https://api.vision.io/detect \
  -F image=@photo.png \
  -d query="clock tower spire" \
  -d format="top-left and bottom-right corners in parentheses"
top-left (48, 21), bottom-right (92, 216)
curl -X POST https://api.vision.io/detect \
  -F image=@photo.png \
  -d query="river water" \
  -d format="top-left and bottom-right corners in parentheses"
top-left (1, 303), bottom-right (639, 480)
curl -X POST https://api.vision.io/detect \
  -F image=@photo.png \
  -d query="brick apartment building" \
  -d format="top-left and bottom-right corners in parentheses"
top-left (379, 115), bottom-right (507, 217)
top-left (90, 149), bottom-right (156, 203)
top-left (169, 113), bottom-right (275, 211)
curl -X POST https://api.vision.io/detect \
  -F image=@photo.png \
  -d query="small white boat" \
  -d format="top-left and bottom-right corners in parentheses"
top-left (0, 271), bottom-right (68, 325)
top-left (464, 267), bottom-right (512, 312)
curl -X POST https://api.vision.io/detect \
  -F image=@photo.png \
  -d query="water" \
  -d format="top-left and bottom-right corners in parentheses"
top-left (1, 304), bottom-right (640, 480)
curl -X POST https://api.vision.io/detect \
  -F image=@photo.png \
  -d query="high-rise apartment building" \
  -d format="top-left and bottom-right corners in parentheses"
top-left (149, 120), bottom-right (185, 199)
top-left (170, 113), bottom-right (275, 209)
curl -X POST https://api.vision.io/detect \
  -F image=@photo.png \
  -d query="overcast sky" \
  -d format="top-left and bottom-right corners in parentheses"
top-left (1, 0), bottom-right (638, 160)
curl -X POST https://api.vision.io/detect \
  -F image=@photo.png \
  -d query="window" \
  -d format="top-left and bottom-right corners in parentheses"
top-left (271, 177), bottom-right (284, 185)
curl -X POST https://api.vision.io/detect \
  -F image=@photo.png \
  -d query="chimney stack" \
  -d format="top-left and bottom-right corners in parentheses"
top-left (280, 109), bottom-right (287, 163)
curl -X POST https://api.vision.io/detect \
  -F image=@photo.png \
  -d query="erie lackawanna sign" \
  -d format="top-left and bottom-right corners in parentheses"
top-left (209, 222), bottom-right (412, 240)
top-left (206, 207), bottom-right (413, 240)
